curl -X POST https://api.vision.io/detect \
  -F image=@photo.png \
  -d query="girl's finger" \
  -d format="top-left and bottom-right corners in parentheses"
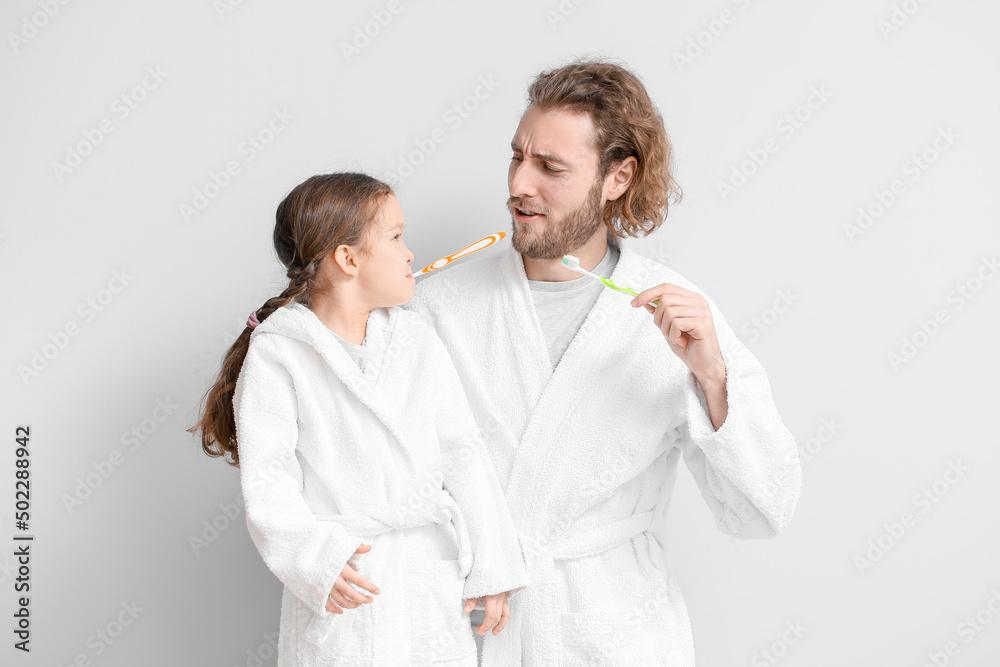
top-left (338, 579), bottom-right (373, 604)
top-left (478, 598), bottom-right (500, 634)
top-left (325, 599), bottom-right (344, 614)
top-left (345, 569), bottom-right (381, 595)
top-left (493, 598), bottom-right (510, 634)
top-left (331, 585), bottom-right (362, 608)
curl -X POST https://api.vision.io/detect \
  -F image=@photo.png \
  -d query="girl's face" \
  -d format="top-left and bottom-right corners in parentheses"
top-left (358, 194), bottom-right (416, 308)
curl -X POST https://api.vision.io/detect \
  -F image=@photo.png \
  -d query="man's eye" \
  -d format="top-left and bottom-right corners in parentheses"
top-left (511, 156), bottom-right (523, 162)
top-left (545, 165), bottom-right (562, 174)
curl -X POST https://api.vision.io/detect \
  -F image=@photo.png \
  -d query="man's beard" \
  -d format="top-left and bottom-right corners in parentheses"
top-left (509, 178), bottom-right (604, 259)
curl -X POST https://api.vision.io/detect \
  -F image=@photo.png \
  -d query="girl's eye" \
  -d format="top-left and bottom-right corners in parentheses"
top-left (394, 234), bottom-right (401, 240)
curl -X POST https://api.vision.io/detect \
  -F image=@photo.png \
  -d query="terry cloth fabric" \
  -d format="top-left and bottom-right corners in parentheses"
top-left (405, 238), bottom-right (802, 666)
top-left (233, 301), bottom-right (529, 666)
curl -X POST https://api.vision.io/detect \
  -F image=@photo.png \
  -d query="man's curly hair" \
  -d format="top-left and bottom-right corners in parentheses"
top-left (526, 58), bottom-right (683, 238)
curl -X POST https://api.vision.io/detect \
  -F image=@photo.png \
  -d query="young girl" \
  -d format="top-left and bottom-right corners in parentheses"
top-left (190, 172), bottom-right (528, 666)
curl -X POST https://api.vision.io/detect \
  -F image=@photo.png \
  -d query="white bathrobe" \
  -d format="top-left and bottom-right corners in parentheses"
top-left (232, 301), bottom-right (528, 666)
top-left (404, 238), bottom-right (802, 666)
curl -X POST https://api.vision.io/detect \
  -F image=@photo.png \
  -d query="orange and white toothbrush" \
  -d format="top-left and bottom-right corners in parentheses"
top-left (409, 232), bottom-right (506, 278)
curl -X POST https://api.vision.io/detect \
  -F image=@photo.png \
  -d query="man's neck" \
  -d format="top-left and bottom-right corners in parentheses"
top-left (522, 230), bottom-right (611, 282)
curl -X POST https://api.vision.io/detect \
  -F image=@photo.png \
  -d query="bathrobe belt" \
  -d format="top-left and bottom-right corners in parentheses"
top-left (489, 510), bottom-right (657, 665)
top-left (304, 490), bottom-right (474, 645)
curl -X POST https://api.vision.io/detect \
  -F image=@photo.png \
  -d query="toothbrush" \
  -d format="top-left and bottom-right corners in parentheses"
top-left (561, 254), bottom-right (659, 307)
top-left (411, 232), bottom-right (506, 277)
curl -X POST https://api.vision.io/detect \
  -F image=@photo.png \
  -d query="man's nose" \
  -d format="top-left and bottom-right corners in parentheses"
top-left (509, 161), bottom-right (538, 199)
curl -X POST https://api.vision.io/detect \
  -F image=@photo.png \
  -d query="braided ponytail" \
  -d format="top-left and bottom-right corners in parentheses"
top-left (188, 173), bottom-right (393, 467)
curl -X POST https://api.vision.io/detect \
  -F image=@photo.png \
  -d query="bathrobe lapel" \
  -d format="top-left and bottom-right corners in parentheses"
top-left (277, 303), bottom-right (421, 469)
top-left (496, 241), bottom-right (657, 535)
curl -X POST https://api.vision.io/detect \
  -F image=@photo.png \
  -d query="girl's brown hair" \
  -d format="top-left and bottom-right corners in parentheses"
top-left (188, 172), bottom-right (393, 467)
top-left (526, 58), bottom-right (683, 238)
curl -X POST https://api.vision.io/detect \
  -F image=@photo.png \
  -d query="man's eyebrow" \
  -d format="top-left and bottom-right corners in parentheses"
top-left (511, 141), bottom-right (566, 164)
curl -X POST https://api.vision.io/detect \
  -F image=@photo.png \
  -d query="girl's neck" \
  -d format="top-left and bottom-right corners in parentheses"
top-left (308, 290), bottom-right (372, 345)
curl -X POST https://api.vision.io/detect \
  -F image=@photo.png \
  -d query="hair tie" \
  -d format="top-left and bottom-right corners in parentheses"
top-left (246, 311), bottom-right (261, 331)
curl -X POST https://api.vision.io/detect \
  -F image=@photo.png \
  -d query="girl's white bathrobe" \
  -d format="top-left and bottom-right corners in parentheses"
top-left (232, 301), bottom-right (528, 666)
top-left (404, 238), bottom-right (803, 666)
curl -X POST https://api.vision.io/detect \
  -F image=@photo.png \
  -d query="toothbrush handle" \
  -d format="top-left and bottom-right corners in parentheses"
top-left (600, 278), bottom-right (659, 307)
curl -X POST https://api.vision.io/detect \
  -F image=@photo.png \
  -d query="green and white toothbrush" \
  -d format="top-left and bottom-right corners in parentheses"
top-left (561, 254), bottom-right (659, 307)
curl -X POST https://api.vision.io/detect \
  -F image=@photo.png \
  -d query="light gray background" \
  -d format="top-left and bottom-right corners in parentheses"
top-left (3, 1), bottom-right (998, 665)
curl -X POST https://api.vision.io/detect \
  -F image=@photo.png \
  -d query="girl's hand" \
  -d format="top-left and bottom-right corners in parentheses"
top-left (463, 591), bottom-right (510, 635)
top-left (325, 544), bottom-right (380, 614)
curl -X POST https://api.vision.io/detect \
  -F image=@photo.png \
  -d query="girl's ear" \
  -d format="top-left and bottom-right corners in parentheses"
top-left (330, 245), bottom-right (361, 278)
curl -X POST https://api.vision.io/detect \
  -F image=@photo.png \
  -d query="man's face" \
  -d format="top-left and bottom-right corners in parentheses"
top-left (507, 104), bottom-right (606, 259)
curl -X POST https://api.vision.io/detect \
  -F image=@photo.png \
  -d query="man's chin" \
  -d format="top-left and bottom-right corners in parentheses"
top-left (511, 235), bottom-right (568, 260)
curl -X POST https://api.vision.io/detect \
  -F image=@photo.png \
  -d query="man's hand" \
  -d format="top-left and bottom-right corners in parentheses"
top-left (630, 283), bottom-right (726, 386)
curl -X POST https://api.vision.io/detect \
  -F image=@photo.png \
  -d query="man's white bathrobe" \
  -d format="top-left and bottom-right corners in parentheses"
top-left (233, 301), bottom-right (528, 666)
top-left (404, 238), bottom-right (802, 666)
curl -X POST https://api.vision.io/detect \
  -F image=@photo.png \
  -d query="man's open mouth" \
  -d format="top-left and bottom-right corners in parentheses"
top-left (514, 206), bottom-right (545, 220)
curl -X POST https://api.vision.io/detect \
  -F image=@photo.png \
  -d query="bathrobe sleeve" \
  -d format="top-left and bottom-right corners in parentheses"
top-left (426, 329), bottom-right (530, 603)
top-left (675, 290), bottom-right (802, 539)
top-left (233, 335), bottom-right (363, 618)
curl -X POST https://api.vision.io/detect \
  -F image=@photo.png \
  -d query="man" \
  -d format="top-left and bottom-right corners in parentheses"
top-left (404, 59), bottom-right (802, 666)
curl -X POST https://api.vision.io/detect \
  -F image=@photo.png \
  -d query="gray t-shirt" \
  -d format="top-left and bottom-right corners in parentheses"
top-left (527, 244), bottom-right (619, 369)
top-left (329, 329), bottom-right (369, 372)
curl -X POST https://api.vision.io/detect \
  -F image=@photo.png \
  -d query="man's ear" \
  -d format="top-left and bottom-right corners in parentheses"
top-left (604, 156), bottom-right (638, 202)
